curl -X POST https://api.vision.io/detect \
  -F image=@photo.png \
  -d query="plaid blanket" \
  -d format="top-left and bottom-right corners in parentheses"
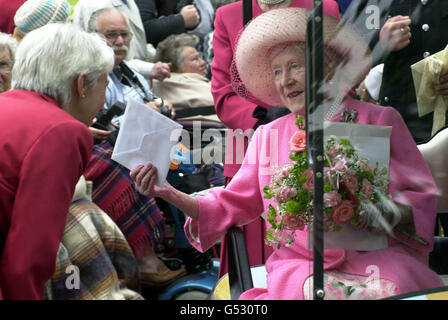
top-left (45, 198), bottom-right (143, 300)
top-left (84, 142), bottom-right (166, 258)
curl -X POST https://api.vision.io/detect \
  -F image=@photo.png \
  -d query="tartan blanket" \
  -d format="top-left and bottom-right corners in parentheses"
top-left (45, 198), bottom-right (144, 300)
top-left (84, 142), bottom-right (166, 258)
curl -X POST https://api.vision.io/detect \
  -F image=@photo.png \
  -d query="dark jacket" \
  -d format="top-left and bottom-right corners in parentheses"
top-left (344, 0), bottom-right (448, 143)
top-left (135, 0), bottom-right (186, 46)
top-left (379, 0), bottom-right (448, 143)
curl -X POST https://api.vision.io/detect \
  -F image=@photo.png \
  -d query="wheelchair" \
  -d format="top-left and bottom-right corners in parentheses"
top-left (141, 105), bottom-right (228, 300)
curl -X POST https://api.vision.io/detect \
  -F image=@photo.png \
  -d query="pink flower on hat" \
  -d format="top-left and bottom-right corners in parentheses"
top-left (289, 129), bottom-right (306, 154)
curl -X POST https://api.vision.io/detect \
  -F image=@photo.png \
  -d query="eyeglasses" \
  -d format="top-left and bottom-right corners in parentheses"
top-left (103, 30), bottom-right (132, 42)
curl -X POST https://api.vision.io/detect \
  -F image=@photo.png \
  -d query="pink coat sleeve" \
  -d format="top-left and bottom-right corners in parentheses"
top-left (385, 107), bottom-right (438, 252)
top-left (210, 7), bottom-right (262, 131)
top-left (184, 127), bottom-right (266, 252)
top-left (0, 121), bottom-right (92, 299)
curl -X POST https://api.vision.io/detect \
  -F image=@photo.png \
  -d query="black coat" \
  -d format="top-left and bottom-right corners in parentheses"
top-left (344, 0), bottom-right (448, 143)
top-left (135, 0), bottom-right (185, 46)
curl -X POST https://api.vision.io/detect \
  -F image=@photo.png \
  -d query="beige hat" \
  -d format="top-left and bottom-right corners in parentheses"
top-left (234, 8), bottom-right (372, 106)
top-left (14, 0), bottom-right (70, 35)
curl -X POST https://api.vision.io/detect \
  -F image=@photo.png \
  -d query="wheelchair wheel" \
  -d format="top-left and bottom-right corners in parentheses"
top-left (174, 290), bottom-right (210, 300)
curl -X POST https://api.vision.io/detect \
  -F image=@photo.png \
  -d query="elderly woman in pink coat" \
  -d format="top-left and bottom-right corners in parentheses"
top-left (212, 0), bottom-right (341, 280)
top-left (130, 8), bottom-right (444, 299)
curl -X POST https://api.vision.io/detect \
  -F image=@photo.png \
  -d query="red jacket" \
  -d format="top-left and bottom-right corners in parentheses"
top-left (211, 0), bottom-right (341, 178)
top-left (0, 90), bottom-right (93, 299)
top-left (0, 0), bottom-right (26, 34)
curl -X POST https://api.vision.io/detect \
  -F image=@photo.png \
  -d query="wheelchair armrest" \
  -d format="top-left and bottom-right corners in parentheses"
top-left (227, 226), bottom-right (254, 299)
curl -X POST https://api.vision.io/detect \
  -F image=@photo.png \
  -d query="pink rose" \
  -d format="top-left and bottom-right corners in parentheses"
top-left (302, 167), bottom-right (314, 190)
top-left (284, 213), bottom-right (306, 230)
top-left (343, 175), bottom-right (358, 194)
top-left (323, 191), bottom-right (342, 208)
top-left (275, 186), bottom-right (297, 202)
top-left (361, 178), bottom-right (373, 199)
top-left (329, 147), bottom-right (338, 157)
top-left (331, 200), bottom-right (355, 224)
top-left (281, 165), bottom-right (293, 178)
top-left (289, 130), bottom-right (306, 154)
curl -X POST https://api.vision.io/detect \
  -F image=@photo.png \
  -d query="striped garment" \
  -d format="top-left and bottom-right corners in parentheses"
top-left (84, 141), bottom-right (166, 258)
top-left (45, 198), bottom-right (143, 300)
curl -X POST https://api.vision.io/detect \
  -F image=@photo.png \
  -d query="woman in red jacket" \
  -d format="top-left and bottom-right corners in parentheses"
top-left (0, 23), bottom-right (114, 299)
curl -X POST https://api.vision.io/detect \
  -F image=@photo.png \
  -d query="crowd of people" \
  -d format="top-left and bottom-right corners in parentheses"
top-left (0, 0), bottom-right (447, 301)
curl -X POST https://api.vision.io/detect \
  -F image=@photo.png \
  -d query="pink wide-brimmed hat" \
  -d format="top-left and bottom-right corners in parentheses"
top-left (234, 7), bottom-right (372, 106)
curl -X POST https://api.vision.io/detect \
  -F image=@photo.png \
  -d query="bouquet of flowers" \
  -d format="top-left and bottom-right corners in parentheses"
top-left (263, 116), bottom-right (393, 248)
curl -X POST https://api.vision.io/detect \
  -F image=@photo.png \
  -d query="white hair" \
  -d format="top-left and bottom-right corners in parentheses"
top-left (12, 23), bottom-right (114, 106)
top-left (0, 32), bottom-right (17, 65)
top-left (87, 7), bottom-right (130, 33)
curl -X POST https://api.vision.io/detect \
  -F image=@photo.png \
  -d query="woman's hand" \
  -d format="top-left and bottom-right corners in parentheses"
top-left (150, 62), bottom-right (171, 82)
top-left (130, 163), bottom-right (200, 220)
top-left (89, 126), bottom-right (111, 141)
top-left (164, 100), bottom-right (176, 119)
top-left (379, 15), bottom-right (412, 52)
top-left (145, 101), bottom-right (161, 113)
top-left (145, 99), bottom-right (176, 119)
top-left (180, 4), bottom-right (200, 30)
top-left (357, 200), bottom-right (413, 234)
top-left (129, 163), bottom-right (171, 198)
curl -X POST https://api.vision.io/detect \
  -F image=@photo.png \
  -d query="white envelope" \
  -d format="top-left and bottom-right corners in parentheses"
top-left (111, 98), bottom-right (183, 187)
top-left (307, 121), bottom-right (392, 251)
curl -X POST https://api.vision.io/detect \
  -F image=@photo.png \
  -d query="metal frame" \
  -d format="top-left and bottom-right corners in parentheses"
top-left (305, 0), bottom-right (325, 300)
top-left (240, 0), bottom-right (325, 300)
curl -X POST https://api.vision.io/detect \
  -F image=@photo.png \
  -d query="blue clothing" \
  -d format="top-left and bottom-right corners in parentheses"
top-left (337, 0), bottom-right (352, 13)
top-left (105, 62), bottom-right (153, 125)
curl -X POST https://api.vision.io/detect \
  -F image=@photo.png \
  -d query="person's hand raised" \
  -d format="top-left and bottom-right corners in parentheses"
top-left (150, 62), bottom-right (171, 81)
top-left (380, 15), bottom-right (412, 52)
top-left (180, 4), bottom-right (200, 30)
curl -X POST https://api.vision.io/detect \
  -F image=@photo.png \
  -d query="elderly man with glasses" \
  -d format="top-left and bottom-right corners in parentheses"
top-left (74, 0), bottom-right (171, 82)
top-left (88, 7), bottom-right (175, 124)
top-left (86, 7), bottom-right (186, 287)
